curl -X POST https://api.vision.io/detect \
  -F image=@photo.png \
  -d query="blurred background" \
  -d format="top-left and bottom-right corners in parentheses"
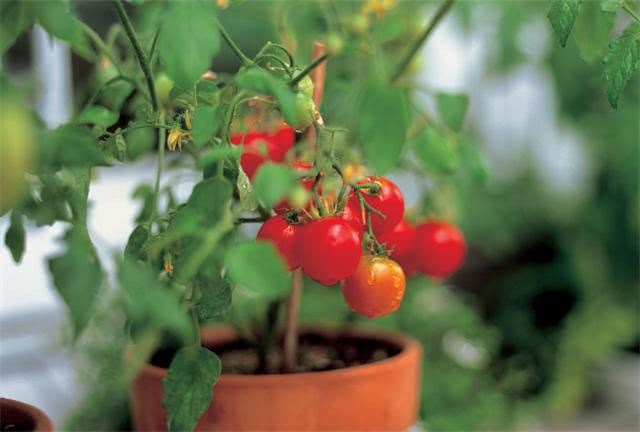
top-left (1, 1), bottom-right (638, 431)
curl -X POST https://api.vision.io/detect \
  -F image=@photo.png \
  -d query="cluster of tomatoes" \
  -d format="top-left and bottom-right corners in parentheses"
top-left (251, 166), bottom-right (466, 318)
top-left (230, 123), bottom-right (296, 180)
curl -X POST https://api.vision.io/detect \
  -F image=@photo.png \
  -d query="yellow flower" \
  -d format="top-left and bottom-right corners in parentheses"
top-left (216, 0), bottom-right (229, 9)
top-left (184, 110), bottom-right (192, 131)
top-left (361, 0), bottom-right (397, 19)
top-left (167, 128), bottom-right (184, 151)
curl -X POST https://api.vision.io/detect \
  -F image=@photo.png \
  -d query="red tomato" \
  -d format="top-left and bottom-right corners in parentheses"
top-left (273, 161), bottom-right (315, 213)
top-left (415, 221), bottom-right (466, 279)
top-left (339, 203), bottom-right (364, 239)
top-left (378, 219), bottom-right (417, 275)
top-left (230, 125), bottom-right (295, 179)
top-left (256, 215), bottom-right (299, 270)
top-left (343, 254), bottom-right (406, 318)
top-left (270, 125), bottom-right (295, 161)
top-left (296, 216), bottom-right (362, 286)
top-left (347, 176), bottom-right (404, 236)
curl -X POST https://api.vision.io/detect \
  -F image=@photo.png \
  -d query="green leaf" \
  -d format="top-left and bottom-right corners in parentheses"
top-left (253, 163), bottom-right (298, 208)
top-left (236, 68), bottom-right (298, 125)
top-left (436, 93), bottom-right (469, 132)
top-left (124, 225), bottom-right (150, 260)
top-left (603, 22), bottom-right (640, 108)
top-left (225, 241), bottom-right (291, 299)
top-left (236, 165), bottom-right (258, 211)
top-left (191, 105), bottom-right (220, 147)
top-left (196, 79), bottom-right (219, 106)
top-left (194, 263), bottom-right (232, 321)
top-left (196, 146), bottom-right (242, 170)
top-left (601, 0), bottom-right (624, 12)
top-left (573, 0), bottom-right (616, 63)
top-left (414, 126), bottom-right (459, 175)
top-left (158, 0), bottom-right (220, 88)
top-left (0, 1), bottom-right (32, 54)
top-left (548, 0), bottom-right (582, 47)
top-left (132, 184), bottom-right (154, 224)
top-left (40, 125), bottom-right (106, 168)
top-left (28, 0), bottom-right (93, 59)
top-left (118, 259), bottom-right (191, 340)
top-left (75, 106), bottom-right (119, 129)
top-left (5, 210), bottom-right (25, 263)
top-left (48, 226), bottom-right (102, 336)
top-left (358, 83), bottom-right (409, 173)
top-left (163, 346), bottom-right (221, 432)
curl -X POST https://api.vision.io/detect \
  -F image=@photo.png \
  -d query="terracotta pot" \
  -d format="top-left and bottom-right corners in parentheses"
top-left (131, 325), bottom-right (422, 431)
top-left (0, 398), bottom-right (54, 432)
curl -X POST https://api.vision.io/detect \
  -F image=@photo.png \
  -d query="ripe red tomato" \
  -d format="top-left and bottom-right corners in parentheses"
top-left (342, 254), bottom-right (406, 318)
top-left (256, 215), bottom-right (299, 270)
top-left (273, 161), bottom-right (315, 213)
top-left (230, 125), bottom-right (295, 179)
top-left (269, 125), bottom-right (295, 161)
top-left (378, 219), bottom-right (417, 275)
top-left (347, 176), bottom-right (404, 236)
top-left (296, 216), bottom-right (362, 286)
top-left (339, 203), bottom-right (364, 239)
top-left (414, 221), bottom-right (466, 279)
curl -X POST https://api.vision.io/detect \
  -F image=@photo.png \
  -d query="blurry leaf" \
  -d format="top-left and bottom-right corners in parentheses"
top-left (253, 163), bottom-right (297, 208)
top-left (458, 135), bottom-right (488, 184)
top-left (115, 134), bottom-right (127, 161)
top-left (358, 83), bottom-right (409, 173)
top-left (0, 1), bottom-right (32, 54)
top-left (118, 259), bottom-right (190, 340)
top-left (603, 22), bottom-right (640, 108)
top-left (548, 0), bottom-right (582, 47)
top-left (436, 93), bottom-right (469, 132)
top-left (132, 184), bottom-right (154, 224)
top-left (75, 106), bottom-right (119, 129)
top-left (573, 1), bottom-right (616, 63)
top-left (600, 0), bottom-right (624, 11)
top-left (225, 241), bottom-right (291, 299)
top-left (194, 263), bottom-right (232, 321)
top-left (236, 68), bottom-right (298, 125)
top-left (48, 226), bottom-right (102, 336)
top-left (414, 126), bottom-right (459, 175)
top-left (124, 224), bottom-right (150, 260)
top-left (196, 146), bottom-right (242, 170)
top-left (40, 125), bottom-right (105, 168)
top-left (196, 79), bottom-right (219, 105)
top-left (159, 0), bottom-right (220, 88)
top-left (22, 173), bottom-right (71, 226)
top-left (236, 165), bottom-right (258, 211)
top-left (5, 210), bottom-right (25, 263)
top-left (125, 123), bottom-right (155, 160)
top-left (191, 105), bottom-right (220, 147)
top-left (163, 346), bottom-right (221, 432)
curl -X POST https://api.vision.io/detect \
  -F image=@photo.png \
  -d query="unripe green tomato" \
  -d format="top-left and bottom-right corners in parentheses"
top-left (95, 57), bottom-right (119, 85)
top-left (0, 97), bottom-right (34, 214)
top-left (347, 14), bottom-right (370, 35)
top-left (326, 33), bottom-right (345, 56)
top-left (291, 92), bottom-right (316, 131)
top-left (293, 67), bottom-right (314, 99)
top-left (155, 73), bottom-right (174, 106)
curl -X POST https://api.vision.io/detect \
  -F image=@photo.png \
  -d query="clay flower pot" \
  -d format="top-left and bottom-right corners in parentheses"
top-left (131, 326), bottom-right (422, 431)
top-left (0, 398), bottom-right (54, 432)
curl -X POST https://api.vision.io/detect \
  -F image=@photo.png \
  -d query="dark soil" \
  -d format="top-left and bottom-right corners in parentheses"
top-left (1, 420), bottom-right (34, 432)
top-left (151, 331), bottom-right (403, 375)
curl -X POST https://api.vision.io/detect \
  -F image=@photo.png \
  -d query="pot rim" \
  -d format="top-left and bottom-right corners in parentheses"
top-left (0, 397), bottom-right (54, 432)
top-left (139, 324), bottom-right (421, 385)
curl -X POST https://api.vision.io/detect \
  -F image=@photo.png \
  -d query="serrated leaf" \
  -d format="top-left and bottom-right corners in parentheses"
top-left (159, 0), bottom-right (220, 88)
top-left (40, 125), bottom-right (106, 168)
top-left (436, 93), bottom-right (469, 132)
top-left (5, 210), bottom-right (25, 263)
top-left (603, 22), bottom-right (640, 108)
top-left (548, 0), bottom-right (582, 47)
top-left (48, 226), bottom-right (102, 336)
top-left (574, 0), bottom-right (616, 62)
top-left (358, 83), bottom-right (409, 173)
top-left (225, 241), bottom-right (291, 299)
top-left (0, 1), bottom-right (33, 54)
top-left (253, 163), bottom-right (297, 208)
top-left (163, 346), bottom-right (221, 432)
top-left (118, 259), bottom-right (191, 340)
top-left (191, 105), bottom-right (220, 147)
top-left (414, 126), bottom-right (459, 175)
top-left (235, 68), bottom-right (298, 125)
top-left (75, 106), bottom-right (119, 129)
top-left (601, 0), bottom-right (624, 12)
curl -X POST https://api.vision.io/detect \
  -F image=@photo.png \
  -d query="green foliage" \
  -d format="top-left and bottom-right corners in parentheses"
top-left (573, 0), bottom-right (616, 63)
top-left (225, 242), bottom-right (291, 299)
top-left (413, 126), bottom-right (459, 176)
top-left (357, 83), bottom-right (409, 173)
top-left (163, 346), bottom-right (221, 432)
top-left (436, 93), bottom-right (469, 132)
top-left (548, 0), bottom-right (582, 47)
top-left (4, 210), bottom-right (25, 263)
top-left (0, 1), bottom-right (31, 54)
top-left (253, 163), bottom-right (298, 208)
top-left (603, 22), bottom-right (640, 108)
top-left (40, 125), bottom-right (106, 169)
top-left (48, 226), bottom-right (103, 336)
top-left (191, 105), bottom-right (220, 147)
top-left (74, 105), bottom-right (119, 129)
top-left (158, 0), bottom-right (220, 88)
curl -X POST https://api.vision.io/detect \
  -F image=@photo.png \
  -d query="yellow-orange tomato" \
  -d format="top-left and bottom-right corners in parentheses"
top-left (342, 254), bottom-right (406, 318)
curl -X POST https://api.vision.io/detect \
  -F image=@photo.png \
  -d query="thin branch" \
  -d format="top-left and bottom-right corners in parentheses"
top-left (290, 54), bottom-right (329, 87)
top-left (215, 17), bottom-right (253, 66)
top-left (623, 3), bottom-right (640, 22)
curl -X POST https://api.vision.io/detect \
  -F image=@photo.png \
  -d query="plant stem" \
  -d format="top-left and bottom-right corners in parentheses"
top-left (123, 328), bottom-right (161, 383)
top-left (623, 3), bottom-right (640, 22)
top-left (390, 0), bottom-right (455, 84)
top-left (113, 0), bottom-right (159, 111)
top-left (235, 216), bottom-right (268, 224)
top-left (80, 21), bottom-right (123, 74)
top-left (152, 111), bottom-right (166, 221)
top-left (215, 17), bottom-right (253, 66)
top-left (290, 54), bottom-right (329, 87)
top-left (282, 268), bottom-right (303, 373)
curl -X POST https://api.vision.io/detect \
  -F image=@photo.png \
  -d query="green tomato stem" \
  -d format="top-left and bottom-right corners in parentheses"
top-left (215, 17), bottom-right (253, 67)
top-left (623, 3), bottom-right (640, 22)
top-left (290, 54), bottom-right (329, 87)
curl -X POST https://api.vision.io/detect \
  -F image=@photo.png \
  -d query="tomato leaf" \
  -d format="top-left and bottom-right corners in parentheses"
top-left (414, 126), bottom-right (459, 176)
top-left (436, 93), bottom-right (469, 132)
top-left (124, 224), bottom-right (150, 260)
top-left (191, 105), bottom-right (220, 147)
top-left (0, 1), bottom-right (32, 54)
top-left (5, 210), bottom-right (25, 263)
top-left (236, 68), bottom-right (298, 126)
top-left (548, 0), bottom-right (582, 47)
top-left (163, 346), bottom-right (221, 432)
top-left (225, 241), bottom-right (291, 299)
top-left (75, 105), bottom-right (119, 129)
top-left (573, 0), bottom-right (616, 63)
top-left (40, 125), bottom-right (106, 169)
top-left (159, 0), bottom-right (220, 89)
top-left (358, 83), bottom-right (409, 173)
top-left (600, 0), bottom-right (624, 12)
top-left (253, 163), bottom-right (298, 208)
top-left (48, 226), bottom-right (102, 337)
top-left (603, 22), bottom-right (640, 108)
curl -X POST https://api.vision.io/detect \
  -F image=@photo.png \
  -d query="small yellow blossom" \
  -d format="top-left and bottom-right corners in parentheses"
top-left (184, 110), bottom-right (192, 131)
top-left (167, 128), bottom-right (185, 151)
top-left (216, 0), bottom-right (229, 9)
top-left (361, 0), bottom-right (397, 19)
top-left (164, 260), bottom-right (174, 275)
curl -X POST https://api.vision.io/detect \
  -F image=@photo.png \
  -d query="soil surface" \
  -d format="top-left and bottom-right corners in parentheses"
top-left (151, 331), bottom-right (402, 375)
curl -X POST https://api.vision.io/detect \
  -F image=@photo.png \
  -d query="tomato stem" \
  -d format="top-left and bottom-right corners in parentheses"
top-left (290, 54), bottom-right (329, 87)
top-left (215, 17), bottom-right (254, 67)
